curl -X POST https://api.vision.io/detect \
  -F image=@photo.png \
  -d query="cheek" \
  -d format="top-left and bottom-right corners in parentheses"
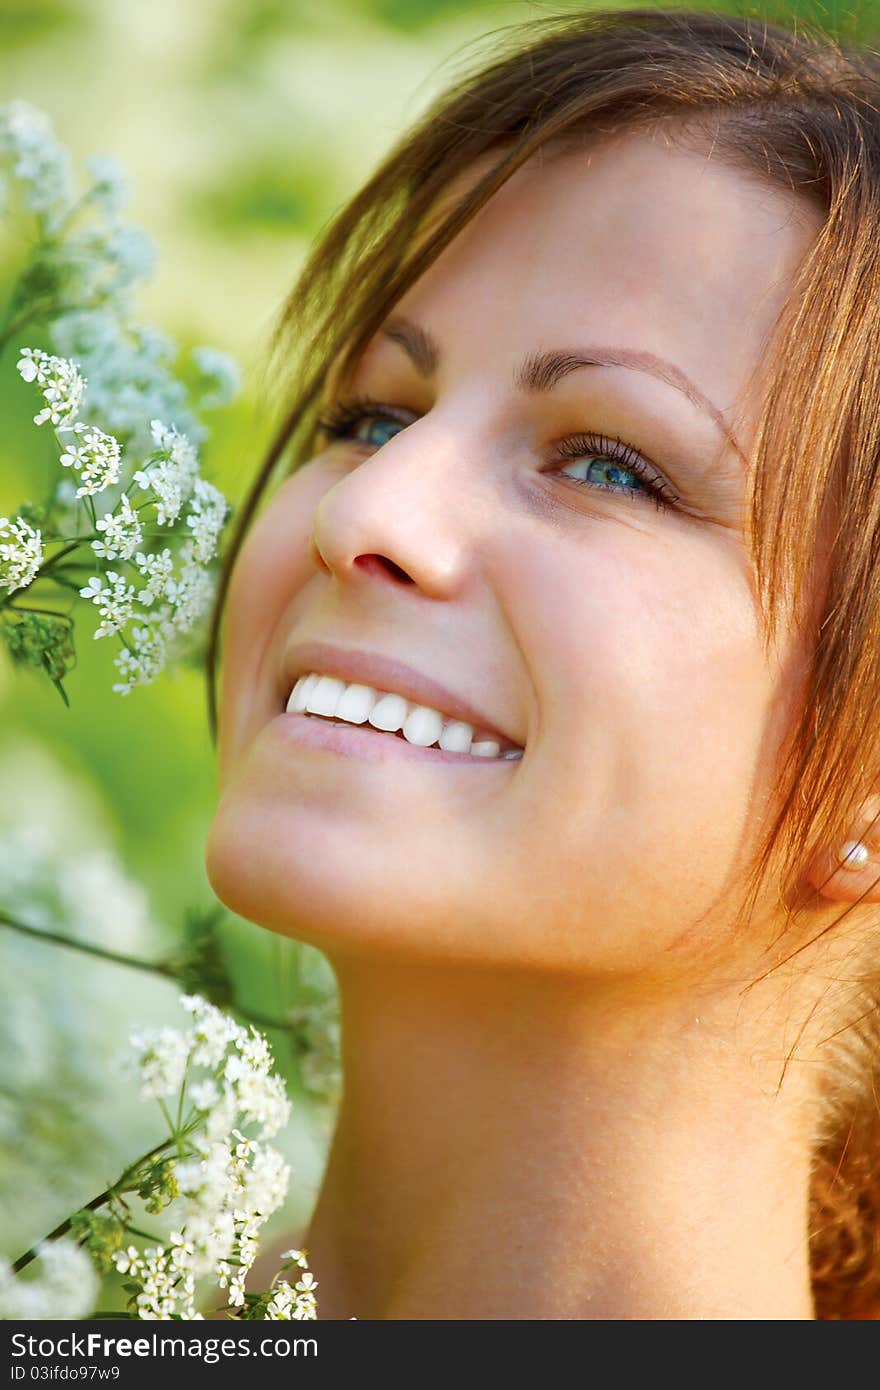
top-left (218, 468), bottom-right (331, 776)
top-left (502, 525), bottom-right (773, 935)
top-left (510, 521), bottom-right (761, 713)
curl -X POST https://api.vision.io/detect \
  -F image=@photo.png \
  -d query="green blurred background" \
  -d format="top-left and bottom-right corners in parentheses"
top-left (1, 0), bottom-right (879, 1310)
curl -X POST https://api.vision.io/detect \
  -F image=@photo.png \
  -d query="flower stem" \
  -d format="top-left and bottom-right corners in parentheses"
top-left (0, 910), bottom-right (177, 980)
top-left (176, 1059), bottom-right (190, 1134)
top-left (0, 301), bottom-right (55, 356)
top-left (37, 540), bottom-right (88, 573)
top-left (0, 542), bottom-right (87, 613)
top-left (2, 603), bottom-right (74, 621)
top-left (122, 1222), bottom-right (163, 1243)
top-left (157, 1097), bottom-right (178, 1146)
top-left (0, 911), bottom-right (297, 1038)
top-left (11, 1136), bottom-right (178, 1273)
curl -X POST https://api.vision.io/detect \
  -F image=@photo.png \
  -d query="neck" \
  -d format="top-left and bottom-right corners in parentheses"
top-left (303, 959), bottom-right (815, 1320)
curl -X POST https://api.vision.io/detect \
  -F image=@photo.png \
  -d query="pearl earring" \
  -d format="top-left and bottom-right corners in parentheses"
top-left (836, 839), bottom-right (870, 870)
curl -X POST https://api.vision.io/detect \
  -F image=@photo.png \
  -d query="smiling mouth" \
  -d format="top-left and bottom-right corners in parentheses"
top-left (284, 672), bottom-right (524, 762)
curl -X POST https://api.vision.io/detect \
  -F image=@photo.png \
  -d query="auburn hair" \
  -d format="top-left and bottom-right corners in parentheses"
top-left (205, 8), bottom-right (880, 1318)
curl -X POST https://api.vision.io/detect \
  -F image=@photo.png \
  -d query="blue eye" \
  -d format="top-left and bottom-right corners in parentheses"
top-left (316, 396), bottom-right (677, 511)
top-left (352, 415), bottom-right (405, 447)
top-left (560, 457), bottom-right (648, 491)
top-left (551, 433), bottom-right (676, 510)
top-left (316, 394), bottom-right (410, 450)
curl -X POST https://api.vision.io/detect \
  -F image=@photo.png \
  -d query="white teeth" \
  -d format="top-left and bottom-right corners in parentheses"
top-left (306, 675), bottom-right (346, 718)
top-left (334, 682), bottom-right (377, 724)
top-left (403, 704), bottom-right (444, 748)
top-left (438, 720), bottom-right (474, 753)
top-left (368, 691), bottom-right (410, 733)
top-left (286, 670), bottom-right (523, 760)
top-left (470, 740), bottom-right (501, 758)
top-left (287, 673), bottom-right (319, 713)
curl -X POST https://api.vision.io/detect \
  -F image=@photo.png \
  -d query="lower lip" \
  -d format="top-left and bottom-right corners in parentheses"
top-left (270, 711), bottom-right (521, 766)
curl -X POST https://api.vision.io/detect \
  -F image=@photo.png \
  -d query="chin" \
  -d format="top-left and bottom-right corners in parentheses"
top-left (203, 790), bottom-right (458, 964)
top-left (204, 793), bottom-right (340, 947)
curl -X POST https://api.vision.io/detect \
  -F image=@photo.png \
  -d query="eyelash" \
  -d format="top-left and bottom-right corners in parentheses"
top-left (315, 392), bottom-right (678, 511)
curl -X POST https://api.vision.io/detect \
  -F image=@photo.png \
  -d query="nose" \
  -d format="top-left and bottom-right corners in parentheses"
top-left (308, 418), bottom-right (480, 600)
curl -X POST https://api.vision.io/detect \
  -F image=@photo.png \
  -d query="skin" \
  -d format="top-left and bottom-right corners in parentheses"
top-left (206, 129), bottom-right (874, 1318)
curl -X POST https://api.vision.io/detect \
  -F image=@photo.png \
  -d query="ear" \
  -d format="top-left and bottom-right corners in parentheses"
top-left (802, 794), bottom-right (880, 904)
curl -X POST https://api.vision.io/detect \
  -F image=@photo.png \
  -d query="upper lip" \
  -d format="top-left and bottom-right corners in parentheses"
top-left (280, 640), bottom-right (523, 750)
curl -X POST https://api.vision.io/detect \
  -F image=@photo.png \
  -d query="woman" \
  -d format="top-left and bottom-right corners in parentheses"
top-left (204, 8), bottom-right (880, 1318)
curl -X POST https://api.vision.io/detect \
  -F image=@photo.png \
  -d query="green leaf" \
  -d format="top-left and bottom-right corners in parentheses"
top-left (164, 902), bottom-right (234, 1007)
top-left (50, 673), bottom-right (70, 707)
top-left (2, 609), bottom-right (76, 686)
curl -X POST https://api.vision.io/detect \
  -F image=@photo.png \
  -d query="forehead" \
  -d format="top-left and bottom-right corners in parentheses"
top-left (374, 130), bottom-right (821, 427)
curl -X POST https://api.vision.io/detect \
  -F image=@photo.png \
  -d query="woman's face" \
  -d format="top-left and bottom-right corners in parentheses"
top-left (206, 129), bottom-right (822, 979)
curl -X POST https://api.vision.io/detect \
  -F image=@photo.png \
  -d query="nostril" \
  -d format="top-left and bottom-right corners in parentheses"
top-left (355, 554), bottom-right (414, 584)
top-left (385, 559), bottom-right (413, 584)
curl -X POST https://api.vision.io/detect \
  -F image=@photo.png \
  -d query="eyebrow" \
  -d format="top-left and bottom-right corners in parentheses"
top-left (379, 314), bottom-right (747, 465)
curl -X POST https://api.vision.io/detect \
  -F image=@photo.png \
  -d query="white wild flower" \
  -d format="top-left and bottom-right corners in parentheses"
top-left (185, 477), bottom-right (228, 564)
top-left (84, 153), bottom-right (128, 220)
top-left (17, 348), bottom-right (85, 427)
top-left (110, 995), bottom-right (296, 1318)
top-left (5, 108), bottom-right (236, 701)
top-left (91, 492), bottom-right (142, 560)
top-left (164, 543), bottom-right (216, 634)
top-left (79, 571), bottom-right (136, 638)
top-left (127, 1024), bottom-right (191, 1102)
top-left (133, 548), bottom-right (174, 605)
top-left (191, 346), bottom-right (242, 409)
top-left (0, 100), bottom-right (74, 227)
top-left (111, 621), bottom-right (169, 696)
top-left (0, 1238), bottom-right (98, 1320)
top-left (59, 420), bottom-right (122, 497)
top-left (132, 418), bottom-right (200, 525)
top-left (0, 515), bottom-right (43, 593)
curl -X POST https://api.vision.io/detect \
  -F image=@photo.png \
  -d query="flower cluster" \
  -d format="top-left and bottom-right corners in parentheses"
top-left (0, 1239), bottom-right (98, 1321)
top-left (76, 411), bottom-right (230, 690)
top-left (264, 1250), bottom-right (318, 1320)
top-left (0, 763), bottom-right (332, 1319)
top-left (109, 994), bottom-right (306, 1320)
top-left (0, 766), bottom-right (175, 1271)
top-left (288, 996), bottom-right (342, 1107)
top-left (132, 419), bottom-right (200, 525)
top-left (79, 571), bottom-right (135, 639)
top-left (282, 944), bottom-right (342, 1114)
top-left (92, 493), bottom-right (142, 560)
top-left (2, 101), bottom-right (239, 451)
top-left (12, 350), bottom-right (231, 694)
top-left (191, 347), bottom-right (243, 411)
top-left (0, 514), bottom-right (44, 594)
top-left (59, 421), bottom-right (123, 498)
top-left (1, 100), bottom-right (239, 700)
top-left (49, 312), bottom-right (233, 462)
top-left (17, 347), bottom-right (86, 426)
top-left (185, 478), bottom-right (229, 564)
top-left (0, 100), bottom-right (73, 231)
